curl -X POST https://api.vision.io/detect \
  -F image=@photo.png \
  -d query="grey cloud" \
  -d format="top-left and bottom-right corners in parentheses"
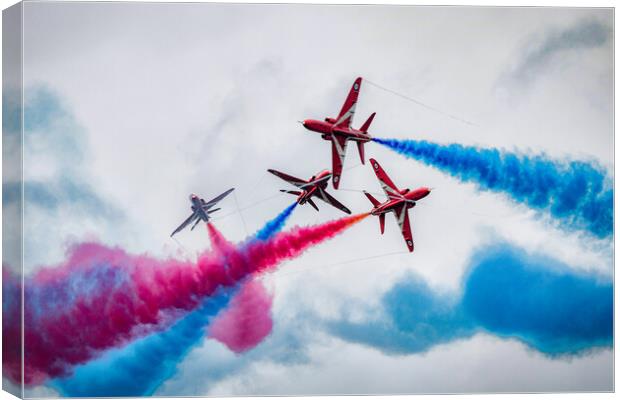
top-left (506, 18), bottom-right (610, 85)
top-left (2, 88), bottom-right (22, 135)
top-left (3, 85), bottom-right (122, 220)
top-left (4, 179), bottom-right (121, 221)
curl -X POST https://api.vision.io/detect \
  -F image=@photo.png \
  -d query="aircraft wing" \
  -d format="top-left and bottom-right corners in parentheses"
top-left (334, 77), bottom-right (362, 128)
top-left (268, 169), bottom-right (307, 188)
top-left (369, 158), bottom-right (402, 200)
top-left (316, 188), bottom-right (351, 214)
top-left (331, 134), bottom-right (348, 189)
top-left (171, 212), bottom-right (198, 237)
top-left (203, 188), bottom-right (235, 209)
top-left (393, 205), bottom-right (414, 252)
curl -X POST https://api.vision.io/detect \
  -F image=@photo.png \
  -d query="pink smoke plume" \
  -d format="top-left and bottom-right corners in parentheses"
top-left (3, 213), bottom-right (368, 385)
top-left (206, 223), bottom-right (274, 353)
top-left (208, 279), bottom-right (273, 353)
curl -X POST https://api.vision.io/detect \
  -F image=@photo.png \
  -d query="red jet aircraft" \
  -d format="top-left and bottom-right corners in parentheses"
top-left (363, 158), bottom-right (431, 252)
top-left (301, 77), bottom-right (375, 189)
top-left (268, 168), bottom-right (351, 214)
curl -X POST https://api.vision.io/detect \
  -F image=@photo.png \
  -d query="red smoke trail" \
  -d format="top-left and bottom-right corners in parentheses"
top-left (202, 213), bottom-right (370, 291)
top-left (244, 212), bottom-right (370, 275)
top-left (3, 269), bottom-right (22, 385)
top-left (4, 213), bottom-right (367, 385)
top-left (14, 246), bottom-right (226, 385)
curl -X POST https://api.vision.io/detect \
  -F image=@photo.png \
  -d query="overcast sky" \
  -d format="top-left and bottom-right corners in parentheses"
top-left (11, 3), bottom-right (614, 396)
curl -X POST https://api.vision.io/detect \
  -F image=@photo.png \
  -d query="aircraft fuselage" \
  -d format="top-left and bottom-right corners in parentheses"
top-left (370, 187), bottom-right (431, 216)
top-left (190, 194), bottom-right (209, 221)
top-left (297, 169), bottom-right (331, 204)
top-left (302, 119), bottom-right (372, 143)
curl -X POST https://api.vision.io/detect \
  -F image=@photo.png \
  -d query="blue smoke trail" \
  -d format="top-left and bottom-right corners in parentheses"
top-left (50, 204), bottom-right (298, 396)
top-left (253, 202), bottom-right (297, 241)
top-left (329, 243), bottom-right (612, 356)
top-left (373, 138), bottom-right (613, 239)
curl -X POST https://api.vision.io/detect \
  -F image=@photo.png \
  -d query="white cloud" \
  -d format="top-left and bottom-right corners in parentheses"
top-left (17, 3), bottom-right (613, 396)
top-left (179, 334), bottom-right (612, 395)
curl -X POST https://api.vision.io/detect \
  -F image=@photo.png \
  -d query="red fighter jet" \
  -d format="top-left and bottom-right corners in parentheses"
top-left (301, 77), bottom-right (375, 189)
top-left (268, 168), bottom-right (351, 214)
top-left (363, 159), bottom-right (431, 252)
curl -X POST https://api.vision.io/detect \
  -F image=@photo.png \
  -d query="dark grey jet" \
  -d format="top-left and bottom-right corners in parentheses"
top-left (170, 188), bottom-right (235, 237)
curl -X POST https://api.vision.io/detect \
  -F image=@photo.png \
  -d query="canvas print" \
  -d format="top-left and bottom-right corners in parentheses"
top-left (2, 2), bottom-right (613, 397)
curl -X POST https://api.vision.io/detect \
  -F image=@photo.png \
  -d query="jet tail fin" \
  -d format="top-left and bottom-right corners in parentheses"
top-left (364, 191), bottom-right (381, 207)
top-left (360, 112), bottom-right (375, 132)
top-left (335, 77), bottom-right (362, 128)
top-left (357, 142), bottom-right (366, 165)
top-left (379, 213), bottom-right (385, 234)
